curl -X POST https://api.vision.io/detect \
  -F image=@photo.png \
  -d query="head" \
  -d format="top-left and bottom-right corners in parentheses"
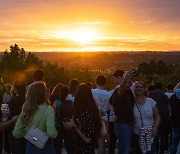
top-left (59, 85), bottom-right (69, 102)
top-left (155, 82), bottom-right (163, 90)
top-left (5, 84), bottom-right (12, 95)
top-left (85, 82), bottom-right (93, 89)
top-left (166, 83), bottom-right (174, 91)
top-left (74, 83), bottom-right (102, 136)
top-left (95, 75), bottom-right (106, 88)
top-left (13, 79), bottom-right (26, 104)
top-left (147, 84), bottom-right (155, 92)
top-left (51, 83), bottom-right (64, 96)
top-left (112, 69), bottom-right (124, 85)
top-left (134, 81), bottom-right (146, 96)
top-left (69, 79), bottom-right (79, 96)
top-left (34, 69), bottom-right (44, 82)
top-left (22, 82), bottom-right (49, 126)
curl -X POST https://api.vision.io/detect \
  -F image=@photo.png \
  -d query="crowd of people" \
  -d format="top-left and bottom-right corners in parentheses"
top-left (0, 69), bottom-right (179, 154)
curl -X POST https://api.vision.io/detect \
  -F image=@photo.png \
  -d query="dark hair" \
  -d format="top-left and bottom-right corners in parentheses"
top-left (85, 82), bottom-right (93, 89)
top-left (13, 79), bottom-right (26, 105)
top-left (147, 84), bottom-right (155, 92)
top-left (155, 82), bottom-right (163, 90)
top-left (69, 79), bottom-right (79, 96)
top-left (112, 70), bottom-right (124, 77)
top-left (34, 69), bottom-right (44, 81)
top-left (95, 75), bottom-right (106, 86)
top-left (166, 83), bottom-right (174, 91)
top-left (60, 85), bottom-right (69, 102)
top-left (74, 84), bottom-right (102, 136)
top-left (50, 83), bottom-right (64, 105)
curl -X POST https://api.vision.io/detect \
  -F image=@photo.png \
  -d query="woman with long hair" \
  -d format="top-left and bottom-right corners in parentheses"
top-left (64, 83), bottom-right (102, 154)
top-left (67, 79), bottom-right (79, 102)
top-left (13, 82), bottom-right (57, 154)
top-left (50, 83), bottom-right (64, 105)
top-left (132, 81), bottom-right (161, 154)
top-left (7, 79), bottom-right (26, 154)
top-left (53, 84), bottom-right (74, 154)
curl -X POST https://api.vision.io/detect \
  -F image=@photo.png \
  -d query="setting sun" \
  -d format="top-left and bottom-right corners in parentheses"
top-left (52, 28), bottom-right (100, 44)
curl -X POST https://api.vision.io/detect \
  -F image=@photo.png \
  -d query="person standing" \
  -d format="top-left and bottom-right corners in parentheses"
top-left (169, 84), bottom-right (180, 154)
top-left (149, 82), bottom-right (170, 154)
top-left (13, 82), bottom-right (57, 154)
top-left (92, 75), bottom-right (112, 154)
top-left (110, 71), bottom-right (134, 154)
top-left (63, 84), bottom-right (102, 154)
top-left (132, 81), bottom-right (160, 154)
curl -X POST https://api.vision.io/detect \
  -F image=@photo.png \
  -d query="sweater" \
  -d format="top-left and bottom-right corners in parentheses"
top-left (13, 105), bottom-right (57, 138)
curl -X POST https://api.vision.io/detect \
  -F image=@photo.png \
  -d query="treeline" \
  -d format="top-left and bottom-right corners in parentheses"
top-left (0, 44), bottom-right (179, 90)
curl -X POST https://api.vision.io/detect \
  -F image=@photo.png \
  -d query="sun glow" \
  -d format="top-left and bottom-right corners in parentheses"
top-left (52, 28), bottom-right (100, 44)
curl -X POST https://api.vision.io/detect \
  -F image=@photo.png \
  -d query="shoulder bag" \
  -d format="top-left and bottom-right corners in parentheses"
top-left (24, 106), bottom-right (49, 149)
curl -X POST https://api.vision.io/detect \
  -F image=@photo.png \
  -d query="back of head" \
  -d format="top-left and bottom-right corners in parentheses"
top-left (34, 69), bottom-right (44, 82)
top-left (26, 82), bottom-right (47, 107)
top-left (112, 69), bottom-right (124, 77)
top-left (51, 83), bottom-right (64, 96)
top-left (60, 85), bottom-right (69, 102)
top-left (13, 79), bottom-right (26, 103)
top-left (22, 82), bottom-right (48, 126)
top-left (69, 79), bottom-right (79, 96)
top-left (5, 84), bottom-right (12, 95)
top-left (95, 75), bottom-right (106, 87)
top-left (166, 83), bottom-right (174, 91)
top-left (155, 82), bottom-right (163, 90)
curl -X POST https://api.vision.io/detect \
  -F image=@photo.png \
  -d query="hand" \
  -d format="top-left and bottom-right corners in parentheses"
top-left (63, 119), bottom-right (75, 129)
top-left (152, 127), bottom-right (158, 137)
top-left (11, 116), bottom-right (19, 124)
top-left (122, 72), bottom-right (132, 81)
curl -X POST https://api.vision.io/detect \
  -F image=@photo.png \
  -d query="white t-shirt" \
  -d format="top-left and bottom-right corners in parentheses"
top-left (133, 98), bottom-right (156, 135)
top-left (92, 88), bottom-right (112, 121)
top-left (165, 92), bottom-right (174, 99)
top-left (67, 94), bottom-right (75, 102)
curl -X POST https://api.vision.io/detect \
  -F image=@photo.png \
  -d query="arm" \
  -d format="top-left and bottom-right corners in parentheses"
top-left (118, 72), bottom-right (132, 96)
top-left (63, 119), bottom-right (91, 143)
top-left (46, 106), bottom-right (58, 138)
top-left (0, 116), bottom-right (18, 131)
top-left (152, 105), bottom-right (161, 137)
top-left (174, 82), bottom-right (180, 91)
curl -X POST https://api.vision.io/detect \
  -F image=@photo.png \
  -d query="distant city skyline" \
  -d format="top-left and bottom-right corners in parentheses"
top-left (0, 0), bottom-right (180, 51)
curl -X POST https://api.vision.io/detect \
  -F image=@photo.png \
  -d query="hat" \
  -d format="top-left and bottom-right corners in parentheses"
top-left (112, 70), bottom-right (124, 77)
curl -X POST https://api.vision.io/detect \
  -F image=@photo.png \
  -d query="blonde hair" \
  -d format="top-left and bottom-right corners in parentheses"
top-left (21, 82), bottom-right (49, 126)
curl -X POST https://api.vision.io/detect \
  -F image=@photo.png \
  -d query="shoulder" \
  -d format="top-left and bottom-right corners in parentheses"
top-left (146, 97), bottom-right (156, 107)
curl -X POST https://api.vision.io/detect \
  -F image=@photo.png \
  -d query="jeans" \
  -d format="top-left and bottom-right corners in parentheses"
top-left (53, 127), bottom-right (75, 154)
top-left (114, 122), bottom-right (133, 154)
top-left (132, 134), bottom-right (158, 154)
top-left (108, 122), bottom-right (117, 154)
top-left (170, 128), bottom-right (180, 154)
top-left (26, 141), bottom-right (55, 154)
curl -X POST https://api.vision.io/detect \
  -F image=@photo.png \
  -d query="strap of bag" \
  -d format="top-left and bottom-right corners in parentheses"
top-left (35, 106), bottom-right (48, 128)
top-left (135, 103), bottom-right (144, 127)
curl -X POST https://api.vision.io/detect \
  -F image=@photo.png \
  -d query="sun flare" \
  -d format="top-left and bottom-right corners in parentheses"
top-left (52, 28), bottom-right (100, 44)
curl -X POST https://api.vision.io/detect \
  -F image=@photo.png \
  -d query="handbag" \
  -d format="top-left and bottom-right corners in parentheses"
top-left (135, 103), bottom-right (153, 153)
top-left (24, 106), bottom-right (49, 149)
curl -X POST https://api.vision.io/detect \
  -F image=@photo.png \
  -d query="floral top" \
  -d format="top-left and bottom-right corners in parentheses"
top-left (75, 111), bottom-right (96, 154)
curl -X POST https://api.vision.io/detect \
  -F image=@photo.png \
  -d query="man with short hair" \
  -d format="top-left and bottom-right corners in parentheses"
top-left (110, 71), bottom-right (134, 154)
top-left (33, 69), bottom-right (44, 82)
top-left (92, 75), bottom-right (112, 154)
top-left (149, 82), bottom-right (170, 154)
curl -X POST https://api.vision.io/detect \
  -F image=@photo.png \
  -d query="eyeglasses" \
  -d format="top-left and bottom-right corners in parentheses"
top-left (135, 86), bottom-right (144, 88)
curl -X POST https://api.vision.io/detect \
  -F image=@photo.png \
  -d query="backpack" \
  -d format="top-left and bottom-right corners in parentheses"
top-left (55, 100), bottom-right (73, 123)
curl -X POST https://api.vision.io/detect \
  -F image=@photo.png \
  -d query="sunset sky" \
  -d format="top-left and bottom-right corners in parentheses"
top-left (1, 0), bottom-right (180, 51)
